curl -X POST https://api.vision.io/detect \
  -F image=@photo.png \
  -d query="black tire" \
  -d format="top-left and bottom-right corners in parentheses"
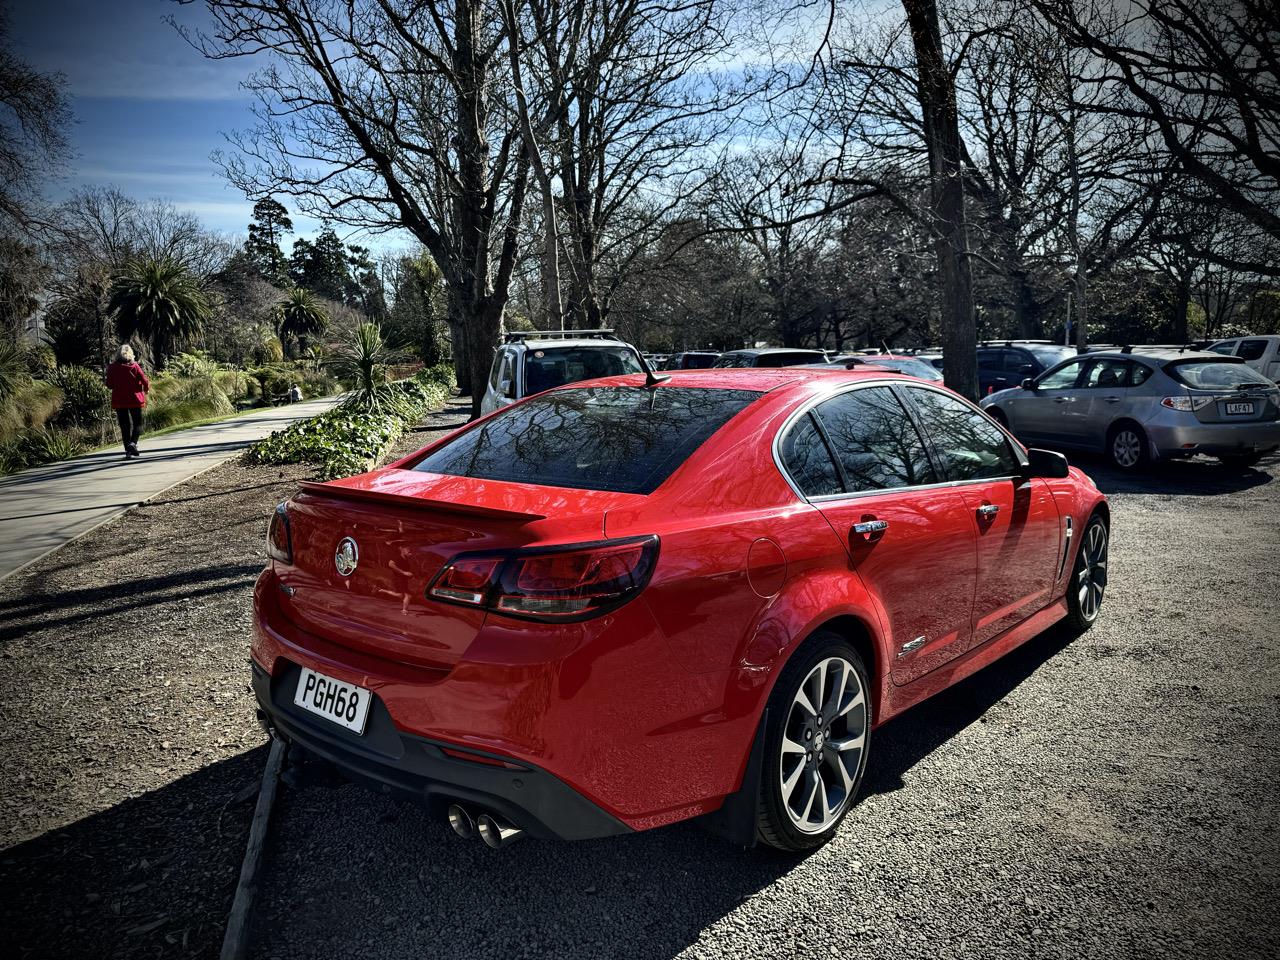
top-left (988, 406), bottom-right (1010, 428)
top-left (1218, 452), bottom-right (1263, 469)
top-left (1065, 513), bottom-right (1109, 632)
top-left (756, 631), bottom-right (871, 852)
top-left (1107, 421), bottom-right (1149, 471)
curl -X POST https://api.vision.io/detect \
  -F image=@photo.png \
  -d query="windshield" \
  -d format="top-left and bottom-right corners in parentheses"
top-left (413, 386), bottom-right (762, 494)
top-left (875, 357), bottom-right (944, 380)
top-left (1165, 359), bottom-right (1274, 390)
top-left (523, 346), bottom-right (643, 394)
top-left (1025, 344), bottom-right (1075, 367)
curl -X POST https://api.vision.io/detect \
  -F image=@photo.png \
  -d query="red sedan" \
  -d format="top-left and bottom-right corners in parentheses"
top-left (252, 368), bottom-right (1109, 850)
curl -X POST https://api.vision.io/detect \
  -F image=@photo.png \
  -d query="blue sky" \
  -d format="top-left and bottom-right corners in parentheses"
top-left (9, 0), bottom-right (335, 241)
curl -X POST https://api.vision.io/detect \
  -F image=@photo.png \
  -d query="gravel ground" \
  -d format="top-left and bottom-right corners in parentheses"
top-left (0, 397), bottom-right (470, 959)
top-left (1, 414), bottom-right (1277, 958)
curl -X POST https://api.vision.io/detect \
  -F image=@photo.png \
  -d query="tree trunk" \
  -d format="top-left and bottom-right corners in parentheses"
top-left (903, 0), bottom-right (978, 400)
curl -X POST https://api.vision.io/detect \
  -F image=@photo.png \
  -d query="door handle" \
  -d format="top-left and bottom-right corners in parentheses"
top-left (1103, 396), bottom-right (1122, 402)
top-left (977, 503), bottom-right (1000, 519)
top-left (852, 519), bottom-right (888, 535)
top-left (1052, 396), bottom-right (1071, 403)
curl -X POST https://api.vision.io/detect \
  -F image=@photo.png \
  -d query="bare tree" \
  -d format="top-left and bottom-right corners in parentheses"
top-left (186, 0), bottom-right (531, 415)
top-left (901, 0), bottom-right (977, 397)
top-left (1032, 0), bottom-right (1280, 245)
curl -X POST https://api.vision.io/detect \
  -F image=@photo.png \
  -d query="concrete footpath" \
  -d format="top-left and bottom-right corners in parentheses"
top-left (0, 398), bottom-right (338, 581)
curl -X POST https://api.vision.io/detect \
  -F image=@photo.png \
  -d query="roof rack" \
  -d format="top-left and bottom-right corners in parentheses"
top-left (503, 328), bottom-right (620, 343)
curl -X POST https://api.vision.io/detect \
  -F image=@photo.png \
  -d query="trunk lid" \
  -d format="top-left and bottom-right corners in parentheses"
top-left (275, 469), bottom-right (645, 669)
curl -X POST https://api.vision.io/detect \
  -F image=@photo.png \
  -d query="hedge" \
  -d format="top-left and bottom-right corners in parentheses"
top-left (247, 364), bottom-right (455, 479)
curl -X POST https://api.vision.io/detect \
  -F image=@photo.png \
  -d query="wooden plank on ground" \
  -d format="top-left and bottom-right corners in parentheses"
top-left (220, 737), bottom-right (286, 960)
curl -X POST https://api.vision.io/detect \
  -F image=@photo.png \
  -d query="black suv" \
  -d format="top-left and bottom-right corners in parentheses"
top-left (976, 342), bottom-right (1077, 394)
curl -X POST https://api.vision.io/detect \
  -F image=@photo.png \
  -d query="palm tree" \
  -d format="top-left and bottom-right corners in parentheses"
top-left (328, 322), bottom-right (397, 410)
top-left (275, 287), bottom-right (329, 356)
top-left (108, 257), bottom-right (210, 367)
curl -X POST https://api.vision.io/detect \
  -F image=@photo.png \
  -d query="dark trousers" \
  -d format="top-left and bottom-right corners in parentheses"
top-left (115, 407), bottom-right (143, 453)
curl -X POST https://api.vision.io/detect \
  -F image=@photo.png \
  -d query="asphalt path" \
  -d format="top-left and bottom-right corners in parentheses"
top-left (0, 399), bottom-right (336, 581)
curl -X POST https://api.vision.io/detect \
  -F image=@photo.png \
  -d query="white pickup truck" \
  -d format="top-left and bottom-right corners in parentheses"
top-left (1209, 335), bottom-right (1280, 382)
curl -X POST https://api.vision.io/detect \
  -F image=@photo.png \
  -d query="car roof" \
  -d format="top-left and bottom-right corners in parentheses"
top-left (509, 338), bottom-right (637, 351)
top-left (718, 347), bottom-right (826, 356)
top-left (560, 366), bottom-right (915, 394)
top-left (1084, 348), bottom-right (1236, 363)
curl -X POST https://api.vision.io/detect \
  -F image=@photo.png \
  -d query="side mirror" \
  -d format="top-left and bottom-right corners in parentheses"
top-left (1021, 378), bottom-right (1037, 390)
top-left (1025, 447), bottom-right (1069, 479)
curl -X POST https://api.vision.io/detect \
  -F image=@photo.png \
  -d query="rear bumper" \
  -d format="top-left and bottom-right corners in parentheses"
top-left (251, 661), bottom-right (630, 840)
top-left (250, 568), bottom-right (752, 837)
top-left (1145, 417), bottom-right (1280, 459)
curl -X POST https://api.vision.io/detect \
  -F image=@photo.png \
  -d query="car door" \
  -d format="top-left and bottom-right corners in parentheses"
top-left (1006, 357), bottom-right (1089, 445)
top-left (794, 385), bottom-right (979, 686)
top-left (1072, 357), bottom-right (1132, 450)
top-left (902, 385), bottom-right (1062, 650)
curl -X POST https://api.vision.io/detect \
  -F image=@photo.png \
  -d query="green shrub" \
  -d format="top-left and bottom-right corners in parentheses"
top-left (0, 426), bottom-right (87, 475)
top-left (24, 344), bottom-right (57, 379)
top-left (145, 375), bottom-right (234, 431)
top-left (167, 351), bottom-right (219, 378)
top-left (53, 366), bottom-right (111, 427)
top-left (0, 379), bottom-right (62, 441)
top-left (247, 365), bottom-right (455, 479)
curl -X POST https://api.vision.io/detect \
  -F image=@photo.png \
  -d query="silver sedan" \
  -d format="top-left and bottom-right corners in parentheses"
top-left (981, 349), bottom-right (1280, 470)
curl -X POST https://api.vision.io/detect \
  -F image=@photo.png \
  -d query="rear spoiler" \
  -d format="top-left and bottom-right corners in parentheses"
top-left (298, 480), bottom-right (547, 522)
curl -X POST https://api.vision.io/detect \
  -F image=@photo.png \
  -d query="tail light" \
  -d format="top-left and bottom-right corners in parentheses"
top-left (427, 536), bottom-right (659, 621)
top-left (267, 502), bottom-right (293, 563)
top-left (1161, 396), bottom-right (1214, 411)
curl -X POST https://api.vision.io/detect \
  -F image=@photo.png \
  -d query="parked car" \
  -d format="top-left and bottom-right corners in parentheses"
top-left (976, 341), bottom-right (1076, 395)
top-left (479, 330), bottom-right (645, 415)
top-left (981, 348), bottom-right (1280, 469)
top-left (713, 347), bottom-right (828, 368)
top-left (814, 355), bottom-right (944, 381)
top-left (1208, 335), bottom-right (1280, 382)
top-left (664, 350), bottom-right (720, 370)
top-left (253, 367), bottom-right (1108, 852)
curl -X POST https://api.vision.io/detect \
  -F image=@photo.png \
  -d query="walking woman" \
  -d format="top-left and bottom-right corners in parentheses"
top-left (106, 344), bottom-right (150, 458)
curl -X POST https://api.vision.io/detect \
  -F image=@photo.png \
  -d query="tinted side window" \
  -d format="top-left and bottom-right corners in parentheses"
top-left (1128, 363), bottom-right (1154, 386)
top-left (1038, 359), bottom-right (1085, 389)
top-left (488, 351), bottom-right (505, 390)
top-left (906, 387), bottom-right (1019, 482)
top-left (1208, 341), bottom-right (1237, 355)
top-left (413, 386), bottom-right (760, 494)
top-left (780, 413), bottom-right (843, 496)
top-left (812, 387), bottom-right (936, 492)
top-left (1082, 358), bottom-right (1128, 388)
top-left (1238, 339), bottom-right (1268, 361)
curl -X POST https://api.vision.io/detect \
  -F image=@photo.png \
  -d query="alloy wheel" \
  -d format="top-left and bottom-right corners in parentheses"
top-left (1077, 522), bottom-right (1108, 621)
top-left (779, 656), bottom-right (868, 834)
top-left (1112, 430), bottom-right (1141, 468)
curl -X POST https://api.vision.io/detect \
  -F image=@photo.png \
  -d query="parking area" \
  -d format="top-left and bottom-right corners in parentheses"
top-left (1, 436), bottom-right (1278, 958)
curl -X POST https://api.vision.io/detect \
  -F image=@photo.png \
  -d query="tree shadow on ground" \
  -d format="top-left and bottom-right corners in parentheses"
top-left (2, 622), bottom-right (1082, 960)
top-left (1053, 449), bottom-right (1275, 497)
top-left (0, 749), bottom-right (265, 960)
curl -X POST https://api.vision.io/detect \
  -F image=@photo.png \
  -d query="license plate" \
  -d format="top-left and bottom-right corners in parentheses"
top-left (1225, 401), bottom-right (1254, 415)
top-left (293, 668), bottom-right (371, 734)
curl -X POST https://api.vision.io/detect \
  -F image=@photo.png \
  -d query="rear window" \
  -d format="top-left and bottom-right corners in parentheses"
top-left (523, 346), bottom-right (643, 395)
top-left (1164, 359), bottom-right (1273, 390)
top-left (757, 351), bottom-right (826, 368)
top-left (412, 386), bottom-right (761, 494)
top-left (713, 353), bottom-right (752, 368)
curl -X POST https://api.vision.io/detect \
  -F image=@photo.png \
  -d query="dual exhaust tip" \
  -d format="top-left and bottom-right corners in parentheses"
top-left (447, 803), bottom-right (523, 849)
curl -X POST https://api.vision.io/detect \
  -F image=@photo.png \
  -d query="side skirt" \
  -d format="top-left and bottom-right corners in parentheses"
top-left (880, 598), bottom-right (1069, 723)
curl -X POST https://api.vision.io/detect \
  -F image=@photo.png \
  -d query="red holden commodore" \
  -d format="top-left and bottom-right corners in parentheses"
top-left (252, 367), bottom-right (1109, 851)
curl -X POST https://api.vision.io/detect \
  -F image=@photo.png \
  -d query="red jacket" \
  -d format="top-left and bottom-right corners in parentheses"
top-left (106, 361), bottom-right (150, 409)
